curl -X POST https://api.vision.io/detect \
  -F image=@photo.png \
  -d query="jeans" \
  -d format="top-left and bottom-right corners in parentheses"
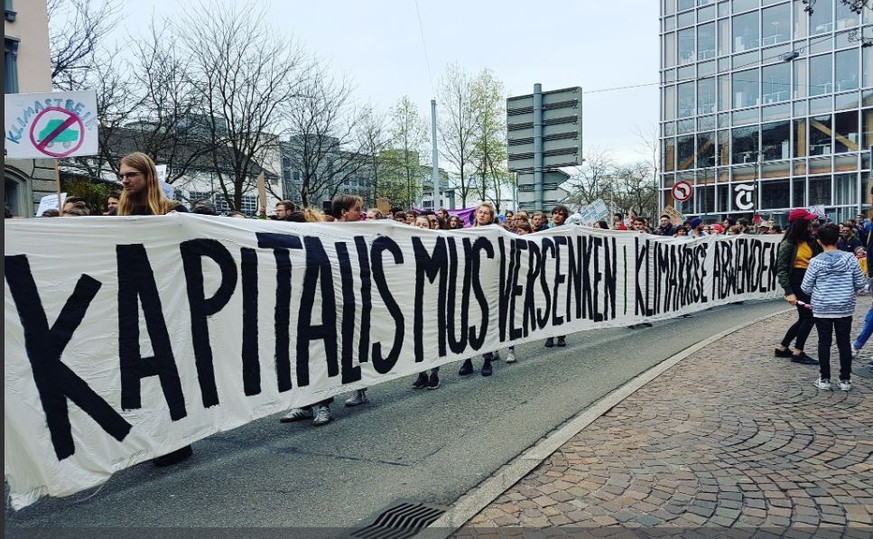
top-left (815, 316), bottom-right (853, 381)
top-left (853, 303), bottom-right (873, 350)
top-left (780, 269), bottom-right (815, 350)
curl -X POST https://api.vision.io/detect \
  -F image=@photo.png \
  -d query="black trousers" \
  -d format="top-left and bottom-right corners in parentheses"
top-left (815, 316), bottom-right (853, 381)
top-left (780, 269), bottom-right (815, 350)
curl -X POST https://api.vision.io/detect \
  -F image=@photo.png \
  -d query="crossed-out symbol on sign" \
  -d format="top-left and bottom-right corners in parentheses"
top-left (671, 181), bottom-right (693, 202)
top-left (28, 107), bottom-right (85, 158)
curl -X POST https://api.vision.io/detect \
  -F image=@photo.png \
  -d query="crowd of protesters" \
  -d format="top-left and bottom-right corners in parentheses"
top-left (10, 151), bottom-right (872, 435)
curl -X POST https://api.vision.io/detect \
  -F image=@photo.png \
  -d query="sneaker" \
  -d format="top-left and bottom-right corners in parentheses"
top-left (312, 405), bottom-right (332, 426)
top-left (492, 350), bottom-right (501, 361)
top-left (813, 377), bottom-right (832, 390)
top-left (557, 336), bottom-right (566, 347)
top-left (427, 371), bottom-right (440, 389)
top-left (791, 353), bottom-right (818, 365)
top-left (838, 379), bottom-right (852, 391)
top-left (152, 445), bottom-right (193, 467)
top-left (481, 359), bottom-right (493, 377)
top-left (851, 346), bottom-right (860, 359)
top-left (458, 358), bottom-right (474, 376)
top-left (774, 348), bottom-right (793, 358)
top-left (412, 372), bottom-right (429, 389)
top-left (344, 389), bottom-right (368, 407)
top-left (280, 407), bottom-right (313, 422)
top-left (544, 337), bottom-right (554, 348)
top-left (505, 349), bottom-right (518, 363)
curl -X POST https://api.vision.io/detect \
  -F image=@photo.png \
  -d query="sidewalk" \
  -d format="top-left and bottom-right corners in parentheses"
top-left (453, 303), bottom-right (873, 535)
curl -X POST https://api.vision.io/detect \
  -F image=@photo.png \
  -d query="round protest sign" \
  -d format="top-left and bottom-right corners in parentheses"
top-left (28, 107), bottom-right (86, 159)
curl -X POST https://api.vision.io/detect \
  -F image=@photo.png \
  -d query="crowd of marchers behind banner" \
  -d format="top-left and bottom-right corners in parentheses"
top-left (7, 152), bottom-right (873, 452)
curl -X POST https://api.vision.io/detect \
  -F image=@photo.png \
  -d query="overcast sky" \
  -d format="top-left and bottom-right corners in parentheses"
top-left (115, 0), bottom-right (660, 164)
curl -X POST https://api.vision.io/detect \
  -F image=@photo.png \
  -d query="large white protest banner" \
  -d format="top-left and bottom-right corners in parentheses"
top-left (4, 215), bottom-right (782, 509)
top-left (5, 90), bottom-right (99, 159)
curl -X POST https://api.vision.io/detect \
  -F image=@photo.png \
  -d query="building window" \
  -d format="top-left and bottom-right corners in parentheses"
top-left (4, 37), bottom-right (18, 93)
top-left (731, 126), bottom-right (758, 164)
top-left (762, 63), bottom-right (790, 104)
top-left (834, 173), bottom-right (857, 206)
top-left (710, 183), bottom-right (723, 213)
top-left (663, 32), bottom-right (676, 69)
top-left (188, 191), bottom-right (212, 206)
top-left (809, 115), bottom-right (833, 156)
top-left (696, 131), bottom-right (715, 167)
top-left (808, 176), bottom-right (831, 206)
top-left (239, 195), bottom-right (257, 215)
top-left (862, 109), bottom-right (873, 150)
top-left (663, 138), bottom-right (676, 172)
top-left (762, 4), bottom-right (790, 46)
top-left (732, 11), bottom-right (760, 53)
top-left (835, 49), bottom-right (859, 92)
top-left (697, 77), bottom-right (715, 115)
top-left (834, 110), bottom-right (859, 153)
top-left (4, 0), bottom-right (16, 21)
top-left (760, 179), bottom-right (790, 210)
top-left (212, 194), bottom-right (231, 213)
top-left (732, 69), bottom-right (759, 108)
top-left (792, 178), bottom-right (806, 207)
top-left (678, 82), bottom-right (694, 117)
top-left (676, 135), bottom-right (694, 170)
top-left (678, 28), bottom-right (695, 65)
top-left (809, 54), bottom-right (833, 96)
top-left (761, 121), bottom-right (790, 161)
top-left (663, 85), bottom-right (677, 120)
top-left (809, 0), bottom-right (834, 36)
top-left (836, 2), bottom-right (859, 31)
top-left (697, 23), bottom-right (715, 61)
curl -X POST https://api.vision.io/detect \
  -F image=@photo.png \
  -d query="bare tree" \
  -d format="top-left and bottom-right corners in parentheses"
top-left (471, 69), bottom-right (508, 210)
top-left (49, 0), bottom-right (131, 179)
top-left (58, 52), bottom-right (138, 181)
top-left (437, 63), bottom-right (477, 207)
top-left (562, 149), bottom-right (616, 210)
top-left (47, 0), bottom-right (123, 91)
top-left (611, 162), bottom-right (658, 219)
top-left (356, 106), bottom-right (390, 207)
top-left (177, 1), bottom-right (306, 210)
top-left (383, 96), bottom-right (428, 209)
top-left (282, 65), bottom-right (370, 207)
top-left (126, 21), bottom-right (213, 188)
top-left (636, 124), bottom-right (663, 214)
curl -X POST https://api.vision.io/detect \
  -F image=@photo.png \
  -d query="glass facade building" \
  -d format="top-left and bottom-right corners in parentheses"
top-left (659, 0), bottom-right (873, 223)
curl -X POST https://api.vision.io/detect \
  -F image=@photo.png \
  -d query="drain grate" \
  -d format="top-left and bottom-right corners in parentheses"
top-left (348, 501), bottom-right (445, 539)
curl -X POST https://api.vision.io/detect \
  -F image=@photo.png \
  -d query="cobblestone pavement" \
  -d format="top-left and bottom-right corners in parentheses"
top-left (454, 303), bottom-right (873, 537)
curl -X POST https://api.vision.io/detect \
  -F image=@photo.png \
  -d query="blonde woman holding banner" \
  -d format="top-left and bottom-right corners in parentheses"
top-left (112, 152), bottom-right (192, 466)
top-left (112, 152), bottom-right (186, 216)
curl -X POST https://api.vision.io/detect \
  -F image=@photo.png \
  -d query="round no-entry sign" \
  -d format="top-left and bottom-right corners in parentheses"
top-left (672, 181), bottom-right (693, 202)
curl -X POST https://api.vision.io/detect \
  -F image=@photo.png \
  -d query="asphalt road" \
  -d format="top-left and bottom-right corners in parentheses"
top-left (6, 299), bottom-right (788, 533)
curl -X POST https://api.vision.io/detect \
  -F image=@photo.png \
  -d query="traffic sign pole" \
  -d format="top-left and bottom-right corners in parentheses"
top-left (533, 84), bottom-right (543, 211)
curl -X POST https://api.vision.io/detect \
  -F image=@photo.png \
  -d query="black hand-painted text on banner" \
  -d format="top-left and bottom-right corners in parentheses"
top-left (3, 215), bottom-right (781, 508)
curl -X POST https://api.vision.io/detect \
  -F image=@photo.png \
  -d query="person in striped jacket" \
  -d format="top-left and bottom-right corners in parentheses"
top-left (801, 223), bottom-right (867, 392)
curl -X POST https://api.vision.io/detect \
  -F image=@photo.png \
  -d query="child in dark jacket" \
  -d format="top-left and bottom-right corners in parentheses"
top-left (801, 223), bottom-right (867, 391)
